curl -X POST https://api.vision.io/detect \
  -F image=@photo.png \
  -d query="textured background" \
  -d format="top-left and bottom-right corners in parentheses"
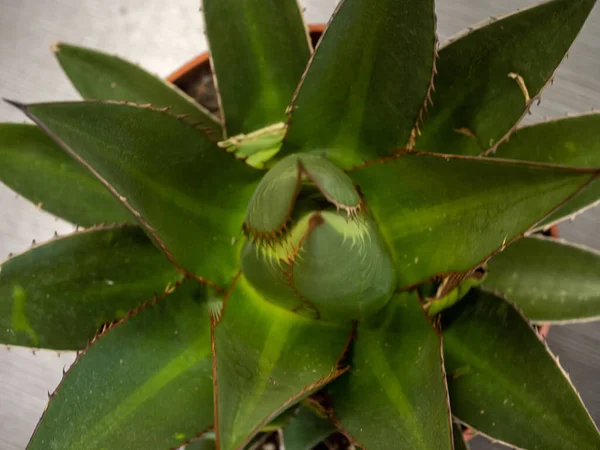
top-left (0, 1), bottom-right (598, 449)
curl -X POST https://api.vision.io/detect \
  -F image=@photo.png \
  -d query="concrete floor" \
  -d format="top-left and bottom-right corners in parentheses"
top-left (0, 1), bottom-right (598, 449)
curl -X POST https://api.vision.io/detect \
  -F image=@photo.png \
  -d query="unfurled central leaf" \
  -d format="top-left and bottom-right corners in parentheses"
top-left (241, 154), bottom-right (396, 321)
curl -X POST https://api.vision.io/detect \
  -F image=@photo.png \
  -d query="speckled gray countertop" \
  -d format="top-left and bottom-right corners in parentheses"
top-left (0, 1), bottom-right (598, 449)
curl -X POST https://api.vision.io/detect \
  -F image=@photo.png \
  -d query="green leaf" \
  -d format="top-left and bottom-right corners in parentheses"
top-left (0, 225), bottom-right (180, 349)
top-left (202, 0), bottom-right (311, 135)
top-left (443, 290), bottom-right (600, 450)
top-left (12, 101), bottom-right (262, 285)
top-left (482, 236), bottom-right (600, 323)
top-left (186, 438), bottom-right (216, 450)
top-left (494, 114), bottom-right (600, 228)
top-left (281, 0), bottom-right (436, 169)
top-left (28, 281), bottom-right (215, 450)
top-left (327, 292), bottom-right (452, 450)
top-left (417, 0), bottom-right (597, 155)
top-left (261, 404), bottom-right (299, 432)
top-left (349, 152), bottom-right (597, 288)
top-left (426, 273), bottom-right (486, 317)
top-left (213, 275), bottom-right (352, 450)
top-left (54, 43), bottom-right (221, 134)
top-left (242, 210), bottom-right (397, 322)
top-left (0, 123), bottom-right (131, 226)
top-left (453, 424), bottom-right (470, 450)
top-left (244, 153), bottom-right (360, 238)
top-left (218, 122), bottom-right (286, 169)
top-left (282, 405), bottom-right (336, 450)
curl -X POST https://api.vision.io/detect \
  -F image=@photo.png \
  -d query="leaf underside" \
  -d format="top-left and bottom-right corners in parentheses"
top-left (27, 281), bottom-right (215, 450)
top-left (327, 292), bottom-right (452, 450)
top-left (349, 152), bottom-right (596, 288)
top-left (0, 123), bottom-right (131, 226)
top-left (0, 225), bottom-right (179, 349)
top-left (417, 0), bottom-right (597, 155)
top-left (202, 0), bottom-right (311, 136)
top-left (54, 42), bottom-right (221, 133)
top-left (443, 290), bottom-right (600, 449)
top-left (213, 275), bottom-right (352, 450)
top-left (282, 0), bottom-right (436, 169)
top-left (493, 114), bottom-right (600, 228)
top-left (14, 101), bottom-right (263, 285)
top-left (483, 236), bottom-right (600, 323)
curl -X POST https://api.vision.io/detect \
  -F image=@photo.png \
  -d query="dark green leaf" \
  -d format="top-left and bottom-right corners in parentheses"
top-left (14, 101), bottom-right (262, 285)
top-left (494, 114), bottom-right (600, 228)
top-left (282, 0), bottom-right (436, 169)
top-left (349, 152), bottom-right (597, 288)
top-left (213, 275), bottom-right (351, 450)
top-left (453, 424), bottom-right (470, 450)
top-left (54, 43), bottom-right (221, 134)
top-left (262, 404), bottom-right (299, 432)
top-left (483, 237), bottom-right (600, 323)
top-left (443, 290), bottom-right (600, 449)
top-left (28, 281), bottom-right (215, 450)
top-left (328, 292), bottom-right (452, 450)
top-left (203, 0), bottom-right (311, 135)
top-left (186, 437), bottom-right (216, 450)
top-left (418, 0), bottom-right (597, 155)
top-left (0, 225), bottom-right (179, 349)
top-left (0, 123), bottom-right (131, 226)
top-left (282, 405), bottom-right (336, 450)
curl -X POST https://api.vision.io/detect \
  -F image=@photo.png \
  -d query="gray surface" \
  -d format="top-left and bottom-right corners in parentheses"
top-left (0, 1), bottom-right (598, 449)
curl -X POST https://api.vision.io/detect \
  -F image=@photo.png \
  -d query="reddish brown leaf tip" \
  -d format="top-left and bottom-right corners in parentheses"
top-left (50, 41), bottom-right (63, 53)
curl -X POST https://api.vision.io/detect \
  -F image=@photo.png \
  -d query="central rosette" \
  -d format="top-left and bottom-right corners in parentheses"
top-left (241, 153), bottom-right (396, 321)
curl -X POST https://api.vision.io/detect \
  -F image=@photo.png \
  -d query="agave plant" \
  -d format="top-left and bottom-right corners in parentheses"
top-left (2, 0), bottom-right (600, 449)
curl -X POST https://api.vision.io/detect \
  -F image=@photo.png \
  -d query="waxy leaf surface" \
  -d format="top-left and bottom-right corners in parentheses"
top-left (16, 101), bottom-right (262, 285)
top-left (443, 290), bottom-right (600, 449)
top-left (213, 275), bottom-right (351, 450)
top-left (28, 281), bottom-right (215, 450)
top-left (418, 0), bottom-right (596, 155)
top-left (54, 43), bottom-right (220, 133)
top-left (203, 0), bottom-right (311, 135)
top-left (282, 0), bottom-right (436, 168)
top-left (349, 152), bottom-right (597, 288)
top-left (0, 123), bottom-right (130, 226)
top-left (494, 114), bottom-right (600, 228)
top-left (0, 226), bottom-right (179, 349)
top-left (328, 292), bottom-right (451, 450)
top-left (483, 237), bottom-right (600, 323)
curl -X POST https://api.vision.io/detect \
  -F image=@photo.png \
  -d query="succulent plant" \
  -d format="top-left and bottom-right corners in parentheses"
top-left (2, 0), bottom-right (600, 449)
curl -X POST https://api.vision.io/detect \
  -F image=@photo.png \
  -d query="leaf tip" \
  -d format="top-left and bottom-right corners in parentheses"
top-left (3, 98), bottom-right (27, 110)
top-left (50, 41), bottom-right (63, 53)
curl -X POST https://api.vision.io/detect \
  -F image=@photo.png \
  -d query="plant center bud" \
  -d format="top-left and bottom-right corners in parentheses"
top-left (241, 153), bottom-right (396, 322)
